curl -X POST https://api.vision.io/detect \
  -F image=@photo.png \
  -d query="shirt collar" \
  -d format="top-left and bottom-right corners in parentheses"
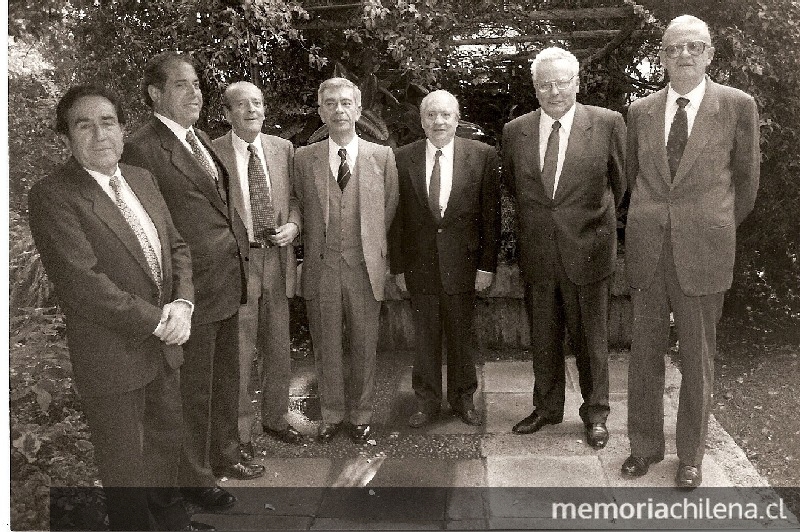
top-left (667, 77), bottom-right (707, 109)
top-left (232, 130), bottom-right (262, 157)
top-left (329, 135), bottom-right (359, 156)
top-left (426, 137), bottom-right (455, 158)
top-left (85, 165), bottom-right (122, 187)
top-left (541, 104), bottom-right (576, 136)
top-left (154, 112), bottom-right (195, 141)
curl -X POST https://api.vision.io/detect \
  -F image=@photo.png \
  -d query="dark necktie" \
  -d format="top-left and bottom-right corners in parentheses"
top-left (429, 149), bottom-right (443, 223)
top-left (247, 144), bottom-right (277, 242)
top-left (337, 148), bottom-right (351, 191)
top-left (541, 120), bottom-right (561, 199)
top-left (109, 174), bottom-right (163, 297)
top-left (667, 97), bottom-right (690, 180)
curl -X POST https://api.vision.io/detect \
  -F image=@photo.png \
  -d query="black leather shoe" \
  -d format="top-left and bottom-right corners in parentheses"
top-left (183, 521), bottom-right (216, 531)
top-left (263, 425), bottom-right (304, 444)
top-left (586, 422), bottom-right (609, 449)
top-left (350, 424), bottom-right (372, 443)
top-left (408, 411), bottom-right (437, 428)
top-left (239, 441), bottom-right (255, 463)
top-left (317, 422), bottom-right (341, 443)
top-left (453, 408), bottom-right (482, 426)
top-left (512, 412), bottom-right (559, 434)
top-left (621, 455), bottom-right (664, 478)
top-left (182, 486), bottom-right (237, 511)
top-left (675, 463), bottom-right (702, 489)
top-left (217, 462), bottom-right (266, 480)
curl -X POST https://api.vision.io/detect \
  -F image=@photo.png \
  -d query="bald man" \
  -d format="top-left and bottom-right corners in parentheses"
top-left (389, 90), bottom-right (500, 428)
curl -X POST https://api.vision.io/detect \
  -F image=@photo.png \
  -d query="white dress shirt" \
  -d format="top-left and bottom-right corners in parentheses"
top-left (665, 77), bottom-right (707, 143)
top-left (328, 136), bottom-right (359, 178)
top-left (154, 112), bottom-right (217, 172)
top-left (425, 138), bottom-right (455, 217)
top-left (539, 104), bottom-right (576, 199)
top-left (231, 131), bottom-right (271, 241)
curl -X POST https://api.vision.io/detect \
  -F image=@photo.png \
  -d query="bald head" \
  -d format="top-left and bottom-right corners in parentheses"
top-left (222, 81), bottom-right (265, 142)
top-left (420, 90), bottom-right (460, 148)
top-left (663, 15), bottom-right (712, 47)
top-left (660, 14), bottom-right (715, 94)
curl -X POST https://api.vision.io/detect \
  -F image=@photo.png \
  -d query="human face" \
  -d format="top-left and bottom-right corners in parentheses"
top-left (224, 83), bottom-right (265, 143)
top-left (149, 60), bottom-right (203, 128)
top-left (318, 86), bottom-right (361, 142)
top-left (421, 93), bottom-right (459, 148)
top-left (660, 21), bottom-right (714, 93)
top-left (63, 95), bottom-right (124, 177)
top-left (533, 59), bottom-right (579, 119)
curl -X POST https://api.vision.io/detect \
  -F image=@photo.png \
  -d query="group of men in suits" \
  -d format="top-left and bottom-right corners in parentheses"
top-left (28, 13), bottom-right (759, 529)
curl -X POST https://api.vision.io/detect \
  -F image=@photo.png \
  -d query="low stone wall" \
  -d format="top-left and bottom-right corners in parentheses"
top-left (377, 256), bottom-right (632, 351)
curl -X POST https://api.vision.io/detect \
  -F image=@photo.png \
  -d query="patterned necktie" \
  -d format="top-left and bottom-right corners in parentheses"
top-left (667, 97), bottom-right (690, 180)
top-left (185, 129), bottom-right (219, 181)
top-left (337, 148), bottom-right (351, 191)
top-left (429, 149), bottom-right (443, 222)
top-left (247, 144), bottom-right (277, 242)
top-left (109, 174), bottom-right (163, 297)
top-left (541, 120), bottom-right (561, 199)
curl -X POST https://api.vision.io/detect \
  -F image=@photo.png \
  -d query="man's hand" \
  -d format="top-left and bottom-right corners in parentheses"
top-left (153, 300), bottom-right (193, 345)
top-left (394, 273), bottom-right (407, 293)
top-left (475, 270), bottom-right (494, 292)
top-left (269, 222), bottom-right (299, 247)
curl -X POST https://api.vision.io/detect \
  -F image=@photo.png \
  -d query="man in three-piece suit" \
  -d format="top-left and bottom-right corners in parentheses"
top-left (294, 77), bottom-right (399, 444)
top-left (389, 90), bottom-right (500, 428)
top-left (124, 52), bottom-right (264, 510)
top-left (29, 85), bottom-right (211, 530)
top-left (502, 47), bottom-right (626, 449)
top-left (212, 81), bottom-right (303, 457)
top-left (622, 15), bottom-right (759, 488)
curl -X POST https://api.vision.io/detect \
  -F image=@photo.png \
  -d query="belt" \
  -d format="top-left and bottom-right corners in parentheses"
top-left (249, 241), bottom-right (275, 249)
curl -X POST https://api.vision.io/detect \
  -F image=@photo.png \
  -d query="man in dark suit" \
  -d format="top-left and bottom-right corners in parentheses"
top-left (622, 15), bottom-right (759, 488)
top-left (389, 90), bottom-right (500, 428)
top-left (212, 81), bottom-right (303, 457)
top-left (502, 47), bottom-right (626, 449)
top-left (29, 85), bottom-right (211, 530)
top-left (124, 52), bottom-right (264, 510)
top-left (294, 77), bottom-right (399, 444)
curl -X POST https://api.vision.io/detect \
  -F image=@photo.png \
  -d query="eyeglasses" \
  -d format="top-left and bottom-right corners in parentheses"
top-left (661, 40), bottom-right (711, 59)
top-left (533, 75), bottom-right (576, 92)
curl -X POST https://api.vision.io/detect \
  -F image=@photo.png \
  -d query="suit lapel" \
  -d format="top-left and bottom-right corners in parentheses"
top-left (71, 159), bottom-right (156, 289)
top-left (442, 137), bottom-right (470, 222)
top-left (521, 110), bottom-right (548, 199)
top-left (673, 79), bottom-right (720, 186)
top-left (408, 140), bottom-right (429, 214)
top-left (151, 118), bottom-right (229, 216)
top-left (214, 131), bottom-right (246, 225)
top-left (555, 104), bottom-right (590, 203)
top-left (311, 141), bottom-right (330, 229)
top-left (643, 89), bottom-right (672, 184)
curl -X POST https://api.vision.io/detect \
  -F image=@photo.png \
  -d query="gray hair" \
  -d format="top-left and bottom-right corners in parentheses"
top-left (420, 89), bottom-right (461, 119)
top-left (222, 81), bottom-right (262, 108)
top-left (664, 14), bottom-right (713, 44)
top-left (530, 47), bottom-right (580, 80)
top-left (317, 77), bottom-right (362, 107)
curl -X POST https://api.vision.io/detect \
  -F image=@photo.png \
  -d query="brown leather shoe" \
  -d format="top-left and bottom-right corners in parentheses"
top-left (454, 408), bottom-right (482, 426)
top-left (317, 422), bottom-right (341, 443)
top-left (586, 422), bottom-right (609, 449)
top-left (620, 455), bottom-right (664, 478)
top-left (182, 486), bottom-right (237, 511)
top-left (263, 425), bottom-right (304, 444)
top-left (217, 462), bottom-right (266, 480)
top-left (675, 463), bottom-right (702, 489)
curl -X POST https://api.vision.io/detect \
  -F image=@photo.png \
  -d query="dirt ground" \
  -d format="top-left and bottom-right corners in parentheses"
top-left (713, 313), bottom-right (800, 517)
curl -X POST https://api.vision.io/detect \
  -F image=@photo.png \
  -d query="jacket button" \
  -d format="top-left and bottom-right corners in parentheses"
top-left (437, 228), bottom-right (443, 233)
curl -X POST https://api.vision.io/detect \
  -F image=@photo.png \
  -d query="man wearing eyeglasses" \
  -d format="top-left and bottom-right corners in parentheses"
top-left (622, 15), bottom-right (759, 488)
top-left (502, 47), bottom-right (626, 451)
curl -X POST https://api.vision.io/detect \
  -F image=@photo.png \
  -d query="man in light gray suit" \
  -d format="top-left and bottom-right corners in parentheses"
top-left (213, 82), bottom-right (303, 459)
top-left (294, 77), bottom-right (399, 444)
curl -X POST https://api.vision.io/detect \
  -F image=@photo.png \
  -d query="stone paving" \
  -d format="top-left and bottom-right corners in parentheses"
top-left (193, 351), bottom-right (798, 530)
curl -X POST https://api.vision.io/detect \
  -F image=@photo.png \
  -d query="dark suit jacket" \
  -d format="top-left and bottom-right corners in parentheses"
top-left (389, 137), bottom-right (501, 294)
top-left (503, 103), bottom-right (627, 286)
top-left (124, 117), bottom-right (249, 323)
top-left (625, 78), bottom-right (760, 296)
top-left (294, 138), bottom-right (399, 301)
top-left (28, 159), bottom-right (194, 397)
top-left (212, 131), bottom-right (300, 298)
